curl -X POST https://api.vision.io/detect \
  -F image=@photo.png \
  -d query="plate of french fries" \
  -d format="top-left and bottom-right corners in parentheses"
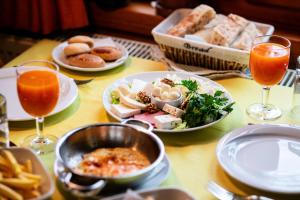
top-left (0, 148), bottom-right (54, 200)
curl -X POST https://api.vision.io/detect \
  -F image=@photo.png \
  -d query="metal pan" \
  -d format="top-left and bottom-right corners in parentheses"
top-left (55, 119), bottom-right (165, 197)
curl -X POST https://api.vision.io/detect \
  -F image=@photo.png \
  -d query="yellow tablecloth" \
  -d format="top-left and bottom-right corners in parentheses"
top-left (4, 40), bottom-right (300, 200)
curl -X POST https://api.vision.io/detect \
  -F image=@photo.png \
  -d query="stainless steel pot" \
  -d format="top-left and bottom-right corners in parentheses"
top-left (55, 119), bottom-right (165, 197)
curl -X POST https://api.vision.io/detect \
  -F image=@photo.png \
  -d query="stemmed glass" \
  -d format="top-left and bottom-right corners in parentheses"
top-left (247, 35), bottom-right (290, 120)
top-left (16, 60), bottom-right (60, 154)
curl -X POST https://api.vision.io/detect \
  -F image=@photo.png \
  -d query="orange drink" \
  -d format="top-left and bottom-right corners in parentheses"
top-left (247, 35), bottom-right (290, 121)
top-left (17, 70), bottom-right (59, 117)
top-left (16, 60), bottom-right (60, 154)
top-left (250, 43), bottom-right (289, 86)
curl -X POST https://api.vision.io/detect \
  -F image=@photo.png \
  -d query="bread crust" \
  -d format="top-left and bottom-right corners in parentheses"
top-left (167, 4), bottom-right (216, 37)
top-left (68, 35), bottom-right (94, 48)
top-left (64, 43), bottom-right (91, 57)
top-left (91, 46), bottom-right (123, 62)
top-left (68, 53), bottom-right (105, 68)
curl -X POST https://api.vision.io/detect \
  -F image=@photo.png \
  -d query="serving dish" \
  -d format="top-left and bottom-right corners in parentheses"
top-left (2, 147), bottom-right (55, 200)
top-left (0, 67), bottom-right (78, 121)
top-left (52, 38), bottom-right (128, 72)
top-left (103, 71), bottom-right (234, 133)
top-left (103, 187), bottom-right (195, 200)
top-left (54, 155), bottom-right (170, 198)
top-left (152, 9), bottom-right (274, 71)
top-left (217, 124), bottom-right (300, 194)
top-left (55, 120), bottom-right (165, 197)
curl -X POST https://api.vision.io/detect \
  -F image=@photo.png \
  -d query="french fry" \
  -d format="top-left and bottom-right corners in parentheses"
top-left (0, 183), bottom-right (23, 200)
top-left (15, 189), bottom-right (40, 199)
top-left (19, 172), bottom-right (41, 182)
top-left (1, 151), bottom-right (21, 176)
top-left (0, 178), bottom-right (36, 190)
top-left (24, 160), bottom-right (32, 174)
top-left (0, 151), bottom-right (41, 199)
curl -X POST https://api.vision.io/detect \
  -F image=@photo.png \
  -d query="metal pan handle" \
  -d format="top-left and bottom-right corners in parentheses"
top-left (63, 172), bottom-right (106, 197)
top-left (122, 119), bottom-right (154, 132)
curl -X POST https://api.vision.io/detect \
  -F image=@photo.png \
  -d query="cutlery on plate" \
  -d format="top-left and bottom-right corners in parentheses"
top-left (207, 181), bottom-right (273, 200)
top-left (73, 78), bottom-right (93, 85)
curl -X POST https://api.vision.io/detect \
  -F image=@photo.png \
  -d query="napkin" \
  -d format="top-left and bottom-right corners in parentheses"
top-left (93, 37), bottom-right (117, 47)
top-left (150, 46), bottom-right (250, 80)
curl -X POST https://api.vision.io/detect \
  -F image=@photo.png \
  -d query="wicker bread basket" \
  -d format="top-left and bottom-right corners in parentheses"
top-left (152, 9), bottom-right (274, 71)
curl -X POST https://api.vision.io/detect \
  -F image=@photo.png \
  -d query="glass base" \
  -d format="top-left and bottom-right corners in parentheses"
top-left (246, 103), bottom-right (281, 121)
top-left (22, 135), bottom-right (57, 155)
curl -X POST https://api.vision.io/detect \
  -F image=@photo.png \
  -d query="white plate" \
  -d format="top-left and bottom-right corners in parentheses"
top-left (0, 67), bottom-right (78, 121)
top-left (102, 71), bottom-right (233, 133)
top-left (52, 38), bottom-right (128, 72)
top-left (217, 124), bottom-right (300, 194)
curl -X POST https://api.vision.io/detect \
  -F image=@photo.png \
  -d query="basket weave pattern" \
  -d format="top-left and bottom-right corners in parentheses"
top-left (159, 44), bottom-right (247, 71)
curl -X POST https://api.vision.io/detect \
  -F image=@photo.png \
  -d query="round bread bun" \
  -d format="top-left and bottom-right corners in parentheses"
top-left (68, 35), bottom-right (94, 48)
top-left (64, 43), bottom-right (91, 57)
top-left (91, 46), bottom-right (123, 62)
top-left (67, 53), bottom-right (105, 68)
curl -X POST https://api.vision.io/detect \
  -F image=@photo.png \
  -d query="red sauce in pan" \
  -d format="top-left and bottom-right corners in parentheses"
top-left (74, 148), bottom-right (150, 177)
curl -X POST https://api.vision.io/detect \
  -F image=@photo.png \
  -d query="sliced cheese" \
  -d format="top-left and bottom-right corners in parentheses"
top-left (131, 79), bottom-right (147, 93)
top-left (119, 92), bottom-right (146, 109)
top-left (118, 85), bottom-right (131, 96)
top-left (111, 104), bottom-right (141, 118)
top-left (162, 104), bottom-right (184, 118)
top-left (154, 115), bottom-right (182, 129)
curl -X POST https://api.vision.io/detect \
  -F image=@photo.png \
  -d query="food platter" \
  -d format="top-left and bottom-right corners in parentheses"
top-left (217, 124), bottom-right (300, 194)
top-left (54, 155), bottom-right (170, 198)
top-left (52, 38), bottom-right (128, 72)
top-left (0, 67), bottom-right (78, 121)
top-left (102, 71), bottom-right (234, 133)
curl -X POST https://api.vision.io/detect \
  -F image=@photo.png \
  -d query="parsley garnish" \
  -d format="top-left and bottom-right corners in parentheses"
top-left (177, 79), bottom-right (234, 128)
top-left (111, 91), bottom-right (120, 104)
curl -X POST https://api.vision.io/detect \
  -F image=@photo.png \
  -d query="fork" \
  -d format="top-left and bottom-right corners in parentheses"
top-left (207, 181), bottom-right (273, 200)
top-left (73, 78), bottom-right (93, 85)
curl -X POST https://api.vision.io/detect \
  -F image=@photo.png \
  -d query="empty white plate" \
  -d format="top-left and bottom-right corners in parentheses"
top-left (0, 67), bottom-right (78, 121)
top-left (217, 124), bottom-right (300, 194)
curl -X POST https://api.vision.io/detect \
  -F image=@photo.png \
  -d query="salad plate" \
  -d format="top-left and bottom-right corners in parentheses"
top-left (217, 124), bottom-right (300, 194)
top-left (102, 71), bottom-right (234, 133)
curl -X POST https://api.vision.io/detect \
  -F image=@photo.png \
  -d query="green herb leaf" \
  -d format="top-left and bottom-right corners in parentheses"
top-left (111, 91), bottom-right (120, 104)
top-left (179, 80), bottom-right (198, 92)
top-left (173, 122), bottom-right (188, 130)
top-left (182, 90), bottom-right (234, 127)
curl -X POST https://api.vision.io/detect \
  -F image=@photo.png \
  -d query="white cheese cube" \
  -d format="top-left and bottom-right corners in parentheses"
top-left (118, 85), bottom-right (130, 96)
top-left (154, 115), bottom-right (182, 129)
top-left (162, 104), bottom-right (184, 118)
top-left (131, 79), bottom-right (147, 93)
top-left (111, 104), bottom-right (141, 118)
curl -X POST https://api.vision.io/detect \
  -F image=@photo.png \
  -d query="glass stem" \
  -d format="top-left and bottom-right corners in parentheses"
top-left (35, 117), bottom-right (44, 140)
top-left (262, 86), bottom-right (270, 108)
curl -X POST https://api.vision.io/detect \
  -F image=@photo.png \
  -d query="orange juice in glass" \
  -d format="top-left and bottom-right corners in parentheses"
top-left (247, 35), bottom-right (290, 120)
top-left (16, 60), bottom-right (60, 154)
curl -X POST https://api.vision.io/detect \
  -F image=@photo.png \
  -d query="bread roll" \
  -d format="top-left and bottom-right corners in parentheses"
top-left (68, 35), bottom-right (94, 48)
top-left (209, 14), bottom-right (248, 46)
top-left (68, 53), bottom-right (105, 68)
top-left (193, 14), bottom-right (227, 42)
top-left (167, 4), bottom-right (216, 37)
top-left (231, 22), bottom-right (262, 50)
top-left (64, 43), bottom-right (90, 57)
top-left (91, 46), bottom-right (123, 62)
